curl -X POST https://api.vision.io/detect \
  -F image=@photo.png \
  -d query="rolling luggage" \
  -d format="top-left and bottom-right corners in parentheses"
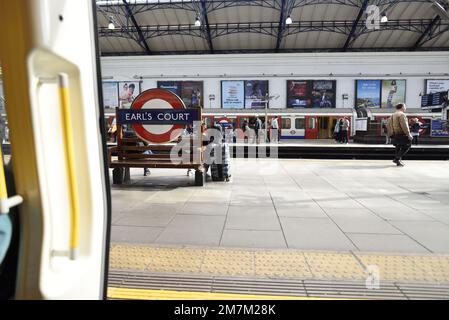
top-left (211, 142), bottom-right (231, 182)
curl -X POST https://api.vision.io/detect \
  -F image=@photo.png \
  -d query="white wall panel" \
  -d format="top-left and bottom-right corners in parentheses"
top-left (101, 52), bottom-right (449, 110)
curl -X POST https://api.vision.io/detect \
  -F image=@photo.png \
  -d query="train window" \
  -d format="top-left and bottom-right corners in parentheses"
top-left (295, 118), bottom-right (305, 129)
top-left (281, 118), bottom-right (291, 129)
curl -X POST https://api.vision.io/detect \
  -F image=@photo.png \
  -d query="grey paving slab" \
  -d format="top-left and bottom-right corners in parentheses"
top-left (315, 198), bottom-right (365, 210)
top-left (389, 221), bottom-right (449, 253)
top-left (109, 159), bottom-right (449, 252)
top-left (230, 194), bottom-right (274, 206)
top-left (280, 217), bottom-right (357, 250)
top-left (347, 233), bottom-right (429, 253)
top-left (275, 204), bottom-right (328, 218)
top-left (113, 210), bottom-right (176, 227)
top-left (179, 202), bottom-right (229, 216)
top-left (418, 209), bottom-right (449, 225)
top-left (111, 226), bottom-right (164, 244)
top-left (371, 207), bottom-right (435, 221)
top-left (220, 230), bottom-right (287, 248)
top-left (225, 206), bottom-right (280, 231)
top-left (323, 208), bottom-right (402, 234)
top-left (155, 215), bottom-right (226, 246)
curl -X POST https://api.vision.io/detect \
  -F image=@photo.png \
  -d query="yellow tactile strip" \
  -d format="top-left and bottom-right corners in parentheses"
top-left (109, 244), bottom-right (449, 284)
top-left (107, 287), bottom-right (339, 300)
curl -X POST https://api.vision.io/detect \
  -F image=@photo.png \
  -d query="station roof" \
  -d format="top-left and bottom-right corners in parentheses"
top-left (96, 0), bottom-right (449, 56)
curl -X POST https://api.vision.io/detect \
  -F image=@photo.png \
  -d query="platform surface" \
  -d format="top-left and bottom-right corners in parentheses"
top-left (111, 158), bottom-right (449, 254)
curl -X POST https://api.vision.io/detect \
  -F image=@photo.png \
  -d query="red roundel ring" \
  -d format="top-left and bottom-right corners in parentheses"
top-left (218, 117), bottom-right (231, 124)
top-left (131, 88), bottom-right (185, 143)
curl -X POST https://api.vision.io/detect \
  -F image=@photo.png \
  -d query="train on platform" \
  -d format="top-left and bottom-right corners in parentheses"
top-left (105, 108), bottom-right (442, 143)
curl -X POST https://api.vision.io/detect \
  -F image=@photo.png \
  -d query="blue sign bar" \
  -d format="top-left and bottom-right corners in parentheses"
top-left (117, 109), bottom-right (199, 125)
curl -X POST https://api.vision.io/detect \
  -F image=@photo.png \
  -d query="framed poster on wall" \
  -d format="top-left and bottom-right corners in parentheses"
top-left (426, 79), bottom-right (449, 94)
top-left (381, 79), bottom-right (406, 109)
top-left (157, 81), bottom-right (182, 97)
top-left (311, 80), bottom-right (336, 108)
top-left (355, 80), bottom-right (381, 108)
top-left (287, 80), bottom-right (310, 108)
top-left (221, 80), bottom-right (245, 109)
top-left (118, 81), bottom-right (141, 108)
top-left (157, 81), bottom-right (204, 108)
top-left (244, 80), bottom-right (269, 109)
top-left (287, 80), bottom-right (336, 108)
top-left (102, 82), bottom-right (119, 110)
top-left (180, 81), bottom-right (203, 108)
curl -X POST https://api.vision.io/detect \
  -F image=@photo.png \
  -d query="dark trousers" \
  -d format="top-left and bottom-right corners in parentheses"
top-left (412, 135), bottom-right (419, 145)
top-left (340, 130), bottom-right (348, 143)
top-left (394, 142), bottom-right (411, 161)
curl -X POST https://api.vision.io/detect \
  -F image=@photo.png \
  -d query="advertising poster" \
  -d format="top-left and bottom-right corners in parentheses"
top-left (426, 79), bottom-right (449, 94)
top-left (431, 119), bottom-right (449, 137)
top-left (244, 80), bottom-right (269, 109)
top-left (157, 81), bottom-right (182, 97)
top-left (180, 81), bottom-right (203, 108)
top-left (381, 79), bottom-right (406, 108)
top-left (287, 80), bottom-right (310, 108)
top-left (102, 82), bottom-right (119, 110)
top-left (355, 80), bottom-right (381, 108)
top-left (311, 80), bottom-right (336, 108)
top-left (157, 81), bottom-right (204, 108)
top-left (287, 80), bottom-right (336, 108)
top-left (221, 80), bottom-right (244, 109)
top-left (118, 81), bottom-right (140, 108)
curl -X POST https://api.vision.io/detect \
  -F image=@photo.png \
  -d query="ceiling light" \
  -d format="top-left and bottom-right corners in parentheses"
top-left (108, 16), bottom-right (115, 30)
top-left (380, 13), bottom-right (388, 23)
top-left (285, 16), bottom-right (292, 25)
top-left (194, 17), bottom-right (201, 27)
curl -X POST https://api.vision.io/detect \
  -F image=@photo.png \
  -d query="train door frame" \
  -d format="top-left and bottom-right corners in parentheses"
top-left (0, 0), bottom-right (111, 299)
top-left (305, 116), bottom-right (318, 139)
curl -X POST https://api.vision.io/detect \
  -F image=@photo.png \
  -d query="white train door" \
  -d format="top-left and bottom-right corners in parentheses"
top-left (0, 0), bottom-right (110, 299)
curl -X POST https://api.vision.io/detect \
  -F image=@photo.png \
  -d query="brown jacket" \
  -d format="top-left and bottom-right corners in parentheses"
top-left (387, 111), bottom-right (411, 137)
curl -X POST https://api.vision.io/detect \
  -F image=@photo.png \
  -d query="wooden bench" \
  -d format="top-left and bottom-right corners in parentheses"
top-left (108, 109), bottom-right (206, 186)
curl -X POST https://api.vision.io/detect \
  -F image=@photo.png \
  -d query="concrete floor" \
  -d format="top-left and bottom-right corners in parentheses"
top-left (110, 158), bottom-right (449, 254)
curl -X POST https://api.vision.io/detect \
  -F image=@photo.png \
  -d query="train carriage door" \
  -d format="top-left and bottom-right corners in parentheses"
top-left (281, 116), bottom-right (292, 139)
top-left (305, 116), bottom-right (318, 139)
top-left (203, 115), bottom-right (214, 128)
top-left (0, 0), bottom-right (110, 299)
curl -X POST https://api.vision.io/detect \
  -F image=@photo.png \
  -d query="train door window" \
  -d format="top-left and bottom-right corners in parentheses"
top-left (204, 116), bottom-right (213, 128)
top-left (307, 117), bottom-right (316, 129)
top-left (282, 118), bottom-right (291, 129)
top-left (295, 118), bottom-right (305, 129)
top-left (240, 117), bottom-right (249, 129)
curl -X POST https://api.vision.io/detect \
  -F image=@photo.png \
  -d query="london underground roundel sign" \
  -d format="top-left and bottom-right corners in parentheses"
top-left (131, 88), bottom-right (185, 143)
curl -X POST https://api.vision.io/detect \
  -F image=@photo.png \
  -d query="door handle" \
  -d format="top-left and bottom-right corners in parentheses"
top-left (58, 73), bottom-right (79, 261)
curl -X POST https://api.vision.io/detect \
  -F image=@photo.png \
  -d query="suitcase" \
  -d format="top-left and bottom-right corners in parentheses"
top-left (211, 142), bottom-right (231, 182)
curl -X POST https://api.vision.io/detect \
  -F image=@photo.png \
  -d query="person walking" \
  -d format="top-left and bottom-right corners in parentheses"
top-left (387, 103), bottom-right (413, 167)
top-left (410, 118), bottom-right (422, 146)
